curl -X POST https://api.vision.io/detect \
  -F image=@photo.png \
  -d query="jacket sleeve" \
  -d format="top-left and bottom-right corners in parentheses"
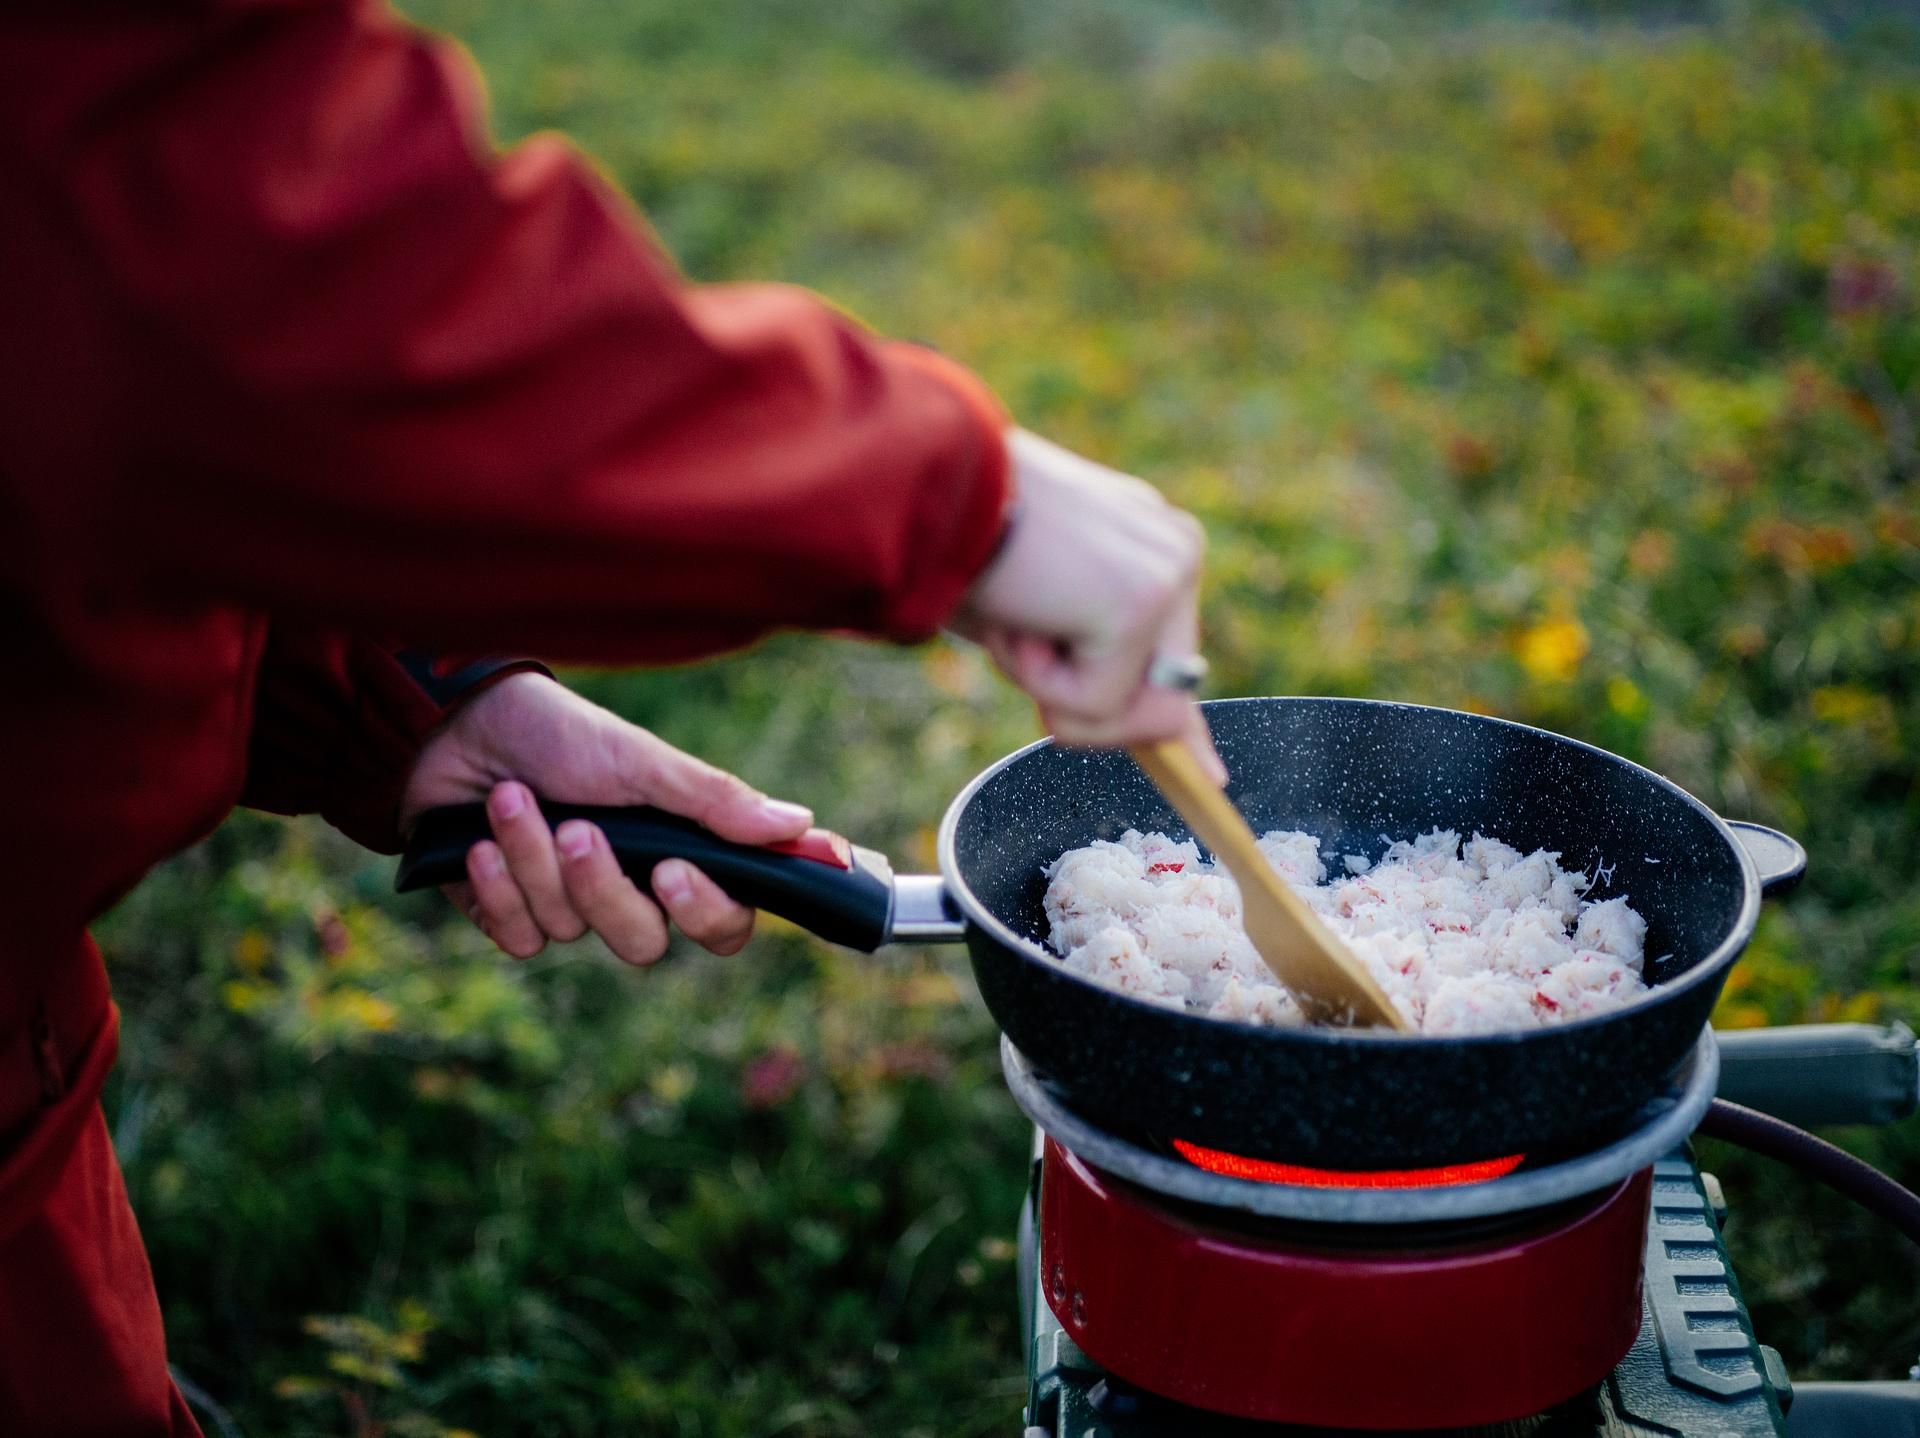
top-left (239, 627), bottom-right (444, 854)
top-left (240, 627), bottom-right (549, 852)
top-left (12, 0), bottom-right (1011, 664)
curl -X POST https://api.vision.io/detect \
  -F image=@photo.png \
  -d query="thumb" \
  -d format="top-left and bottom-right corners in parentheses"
top-left (626, 730), bottom-right (814, 844)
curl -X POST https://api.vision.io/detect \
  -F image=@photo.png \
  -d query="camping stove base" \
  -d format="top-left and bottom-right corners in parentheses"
top-left (1019, 1140), bottom-right (1790, 1437)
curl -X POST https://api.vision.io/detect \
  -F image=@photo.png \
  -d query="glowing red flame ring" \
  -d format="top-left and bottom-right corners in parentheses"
top-left (1171, 1139), bottom-right (1526, 1189)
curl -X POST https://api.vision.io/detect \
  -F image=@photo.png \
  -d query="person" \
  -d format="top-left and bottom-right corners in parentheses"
top-left (0, 0), bottom-right (1218, 1431)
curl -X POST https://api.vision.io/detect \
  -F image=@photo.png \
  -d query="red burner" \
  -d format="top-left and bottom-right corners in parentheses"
top-left (1039, 1138), bottom-right (1650, 1430)
top-left (1170, 1138), bottom-right (1526, 1189)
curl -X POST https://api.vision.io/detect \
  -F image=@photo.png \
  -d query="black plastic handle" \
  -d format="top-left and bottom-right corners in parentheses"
top-left (397, 802), bottom-right (898, 952)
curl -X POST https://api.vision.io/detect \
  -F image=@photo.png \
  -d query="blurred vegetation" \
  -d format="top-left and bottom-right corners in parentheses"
top-left (97, 0), bottom-right (1919, 1432)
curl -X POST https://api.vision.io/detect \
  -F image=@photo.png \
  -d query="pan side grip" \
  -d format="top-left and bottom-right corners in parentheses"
top-left (1724, 821), bottom-right (1808, 897)
top-left (397, 802), bottom-right (900, 952)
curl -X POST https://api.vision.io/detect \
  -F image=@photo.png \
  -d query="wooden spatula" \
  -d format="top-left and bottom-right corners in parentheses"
top-left (1130, 739), bottom-right (1411, 1032)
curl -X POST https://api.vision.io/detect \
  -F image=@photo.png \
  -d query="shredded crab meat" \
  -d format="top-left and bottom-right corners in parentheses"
top-left (1043, 827), bottom-right (1657, 1035)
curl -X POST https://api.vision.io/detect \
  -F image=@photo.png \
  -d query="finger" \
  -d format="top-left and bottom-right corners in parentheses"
top-left (990, 630), bottom-right (1138, 719)
top-left (1152, 590), bottom-right (1227, 786)
top-left (652, 859), bottom-right (756, 957)
top-left (1002, 614), bottom-right (1223, 782)
top-left (993, 630), bottom-right (1176, 748)
top-left (555, 821), bottom-right (671, 966)
top-left (1042, 677), bottom-right (1223, 784)
top-left (975, 627), bottom-right (1048, 689)
top-left (1042, 683), bottom-right (1193, 747)
top-left (466, 840), bottom-right (546, 959)
top-left (1041, 589), bottom-right (1217, 774)
top-left (1183, 701), bottom-right (1229, 787)
top-left (1040, 506), bottom-right (1202, 714)
top-left (974, 500), bottom-right (1204, 726)
top-left (624, 732), bottom-right (813, 846)
top-left (440, 880), bottom-right (479, 922)
top-left (487, 782), bottom-right (586, 943)
top-left (1030, 645), bottom-right (1154, 722)
top-left (1003, 574), bottom-right (1187, 722)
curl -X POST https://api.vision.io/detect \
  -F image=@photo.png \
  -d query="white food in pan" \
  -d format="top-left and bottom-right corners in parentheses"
top-left (1043, 828), bottom-right (1651, 1034)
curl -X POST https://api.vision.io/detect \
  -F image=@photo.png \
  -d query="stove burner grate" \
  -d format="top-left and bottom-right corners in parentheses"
top-left (1001, 1029), bottom-right (1720, 1225)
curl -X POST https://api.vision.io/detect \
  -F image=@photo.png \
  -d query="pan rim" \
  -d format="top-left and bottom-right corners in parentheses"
top-left (934, 695), bottom-right (1764, 1047)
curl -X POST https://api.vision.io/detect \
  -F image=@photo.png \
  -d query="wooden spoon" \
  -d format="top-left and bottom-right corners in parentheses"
top-left (1130, 739), bottom-right (1411, 1032)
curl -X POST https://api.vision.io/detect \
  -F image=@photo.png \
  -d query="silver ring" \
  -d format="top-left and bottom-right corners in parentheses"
top-left (1145, 653), bottom-right (1209, 692)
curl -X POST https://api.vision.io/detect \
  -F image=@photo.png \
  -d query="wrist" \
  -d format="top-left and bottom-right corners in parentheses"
top-left (961, 430), bottom-right (1058, 619)
top-left (394, 651), bottom-right (554, 711)
top-left (877, 345), bottom-right (1017, 641)
top-left (433, 667), bottom-right (560, 753)
top-left (401, 660), bottom-right (558, 789)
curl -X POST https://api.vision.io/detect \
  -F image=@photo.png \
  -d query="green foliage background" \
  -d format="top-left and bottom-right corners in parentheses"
top-left (99, 2), bottom-right (1920, 1433)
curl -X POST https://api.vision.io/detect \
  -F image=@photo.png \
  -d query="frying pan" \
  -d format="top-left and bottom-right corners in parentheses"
top-left (398, 697), bottom-right (1806, 1168)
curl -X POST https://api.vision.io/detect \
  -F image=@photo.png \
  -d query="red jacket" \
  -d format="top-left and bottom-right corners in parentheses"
top-left (0, 0), bottom-right (1010, 1236)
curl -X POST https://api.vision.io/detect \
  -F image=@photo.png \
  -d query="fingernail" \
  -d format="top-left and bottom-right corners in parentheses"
top-left (760, 798), bottom-right (813, 827)
top-left (491, 784), bottom-right (525, 820)
top-left (654, 861), bottom-right (691, 905)
top-left (472, 844), bottom-right (504, 878)
top-left (556, 821), bottom-right (594, 860)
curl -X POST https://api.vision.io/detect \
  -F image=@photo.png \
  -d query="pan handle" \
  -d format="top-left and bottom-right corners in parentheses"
top-left (395, 801), bottom-right (960, 952)
top-left (1725, 821), bottom-right (1807, 897)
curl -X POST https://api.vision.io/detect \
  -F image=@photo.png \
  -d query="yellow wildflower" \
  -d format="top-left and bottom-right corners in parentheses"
top-left (650, 1062), bottom-right (696, 1106)
top-left (333, 989), bottom-right (397, 1033)
top-left (1516, 617), bottom-right (1589, 683)
top-left (233, 928), bottom-right (272, 974)
top-left (1810, 685), bottom-right (1883, 726)
top-left (1605, 676), bottom-right (1649, 720)
top-left (222, 979), bottom-right (269, 1013)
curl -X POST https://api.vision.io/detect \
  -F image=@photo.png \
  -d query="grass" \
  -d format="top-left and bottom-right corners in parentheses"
top-left (97, 2), bottom-right (1920, 1432)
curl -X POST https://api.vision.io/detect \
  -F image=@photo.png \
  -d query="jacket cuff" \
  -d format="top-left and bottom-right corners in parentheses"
top-left (242, 631), bottom-right (553, 855)
top-left (323, 651), bottom-right (553, 853)
top-left (394, 652), bottom-right (555, 709)
top-left (876, 343), bottom-right (1016, 642)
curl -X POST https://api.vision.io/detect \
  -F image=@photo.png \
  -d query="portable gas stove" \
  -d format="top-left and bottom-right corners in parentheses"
top-left (1003, 1025), bottom-right (1920, 1438)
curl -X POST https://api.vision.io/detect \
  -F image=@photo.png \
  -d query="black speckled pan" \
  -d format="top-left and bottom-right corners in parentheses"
top-left (399, 697), bottom-right (1806, 1169)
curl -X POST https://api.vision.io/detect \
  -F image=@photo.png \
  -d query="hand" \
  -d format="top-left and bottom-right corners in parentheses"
top-left (952, 429), bottom-right (1225, 784)
top-left (400, 673), bottom-right (813, 965)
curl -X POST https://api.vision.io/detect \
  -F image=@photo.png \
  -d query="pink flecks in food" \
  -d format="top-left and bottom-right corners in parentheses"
top-left (1043, 827), bottom-right (1658, 1036)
